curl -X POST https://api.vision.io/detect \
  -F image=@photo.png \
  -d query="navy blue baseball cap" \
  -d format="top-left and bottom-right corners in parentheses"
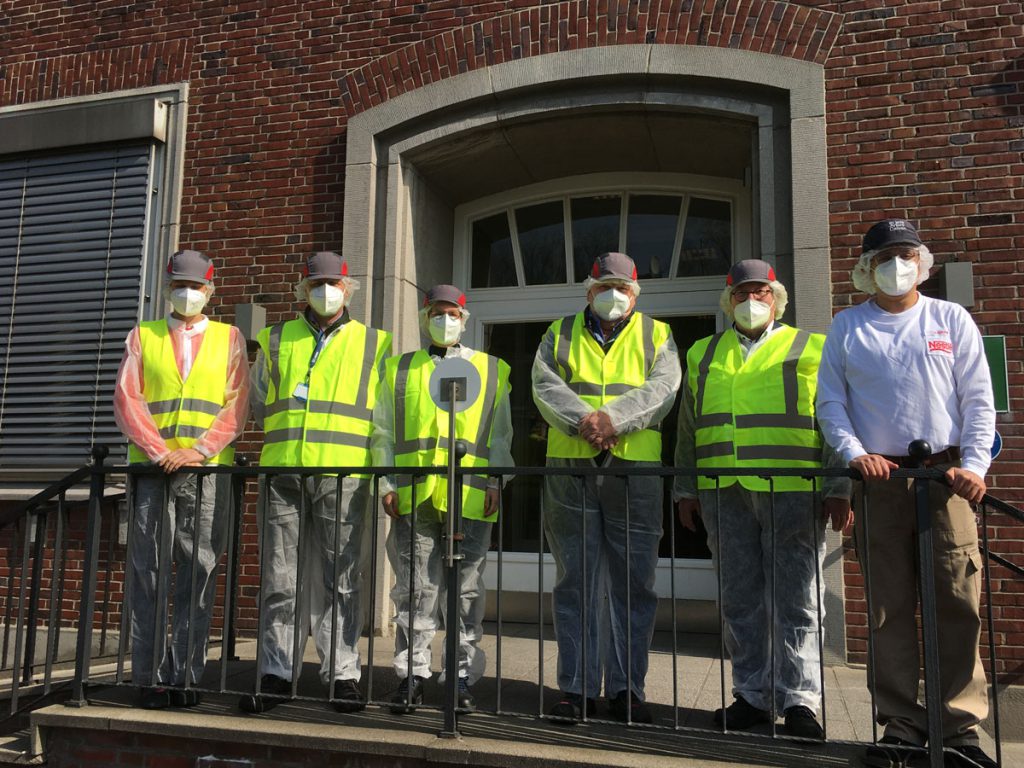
top-left (863, 219), bottom-right (922, 254)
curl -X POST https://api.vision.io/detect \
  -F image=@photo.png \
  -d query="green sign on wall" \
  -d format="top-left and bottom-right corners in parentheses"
top-left (983, 335), bottom-right (1009, 413)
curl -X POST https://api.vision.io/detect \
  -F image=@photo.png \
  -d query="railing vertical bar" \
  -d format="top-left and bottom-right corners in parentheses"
top-left (366, 474), bottom-right (380, 705)
top-left (715, 476), bottom-right (727, 731)
top-left (768, 475), bottom-right (777, 738)
top-left (623, 471), bottom-right (633, 725)
top-left (253, 474), bottom-right (272, 692)
top-left (580, 475), bottom-right (588, 723)
top-left (495, 481), bottom-right (504, 715)
top-left (980, 500), bottom-right (1002, 768)
top-left (289, 475), bottom-right (309, 700)
top-left (23, 510), bottom-right (47, 684)
top-left (1, 507), bottom-right (20, 671)
top-left (98, 495), bottom-right (118, 658)
top-left (812, 480), bottom-right (827, 742)
top-left (117, 475), bottom-right (136, 685)
top-left (913, 470), bottom-right (944, 768)
top-left (150, 474), bottom-right (173, 688)
top-left (45, 492), bottom-right (68, 695)
top-left (220, 468), bottom-right (242, 694)
top-left (10, 512), bottom-right (33, 711)
top-left (670, 472), bottom-right (679, 730)
top-left (184, 472), bottom-right (205, 690)
top-left (328, 473), bottom-right (343, 702)
top-left (861, 483), bottom-right (880, 745)
top-left (405, 478), bottom-right (417, 708)
top-left (538, 481), bottom-right (545, 719)
top-left (70, 446), bottom-right (109, 706)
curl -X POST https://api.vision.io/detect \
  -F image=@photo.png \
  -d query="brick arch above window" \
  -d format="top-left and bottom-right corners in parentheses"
top-left (339, 0), bottom-right (843, 115)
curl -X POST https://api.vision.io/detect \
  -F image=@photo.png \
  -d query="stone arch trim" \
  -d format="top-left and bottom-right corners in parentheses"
top-left (340, 0), bottom-right (843, 115)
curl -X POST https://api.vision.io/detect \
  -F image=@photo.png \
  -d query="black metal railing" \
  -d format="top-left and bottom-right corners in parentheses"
top-left (2, 445), bottom-right (1022, 768)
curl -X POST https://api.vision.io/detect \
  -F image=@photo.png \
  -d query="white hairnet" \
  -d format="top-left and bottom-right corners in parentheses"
top-left (294, 275), bottom-right (360, 303)
top-left (582, 275), bottom-right (642, 297)
top-left (719, 280), bottom-right (788, 320)
top-left (851, 244), bottom-right (934, 295)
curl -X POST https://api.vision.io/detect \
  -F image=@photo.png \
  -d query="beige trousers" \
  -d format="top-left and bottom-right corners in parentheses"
top-left (854, 467), bottom-right (988, 746)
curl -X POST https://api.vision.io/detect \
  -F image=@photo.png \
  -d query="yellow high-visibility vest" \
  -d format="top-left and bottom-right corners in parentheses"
top-left (545, 311), bottom-right (671, 462)
top-left (129, 319), bottom-right (234, 465)
top-left (385, 349), bottom-right (510, 521)
top-left (686, 325), bottom-right (824, 492)
top-left (258, 317), bottom-right (392, 470)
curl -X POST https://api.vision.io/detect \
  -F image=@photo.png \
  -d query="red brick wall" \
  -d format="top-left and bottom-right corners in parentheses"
top-left (2, 0), bottom-right (1022, 677)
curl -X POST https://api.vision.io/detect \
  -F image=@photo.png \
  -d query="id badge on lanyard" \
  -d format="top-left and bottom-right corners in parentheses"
top-left (293, 380), bottom-right (310, 403)
top-left (294, 329), bottom-right (328, 404)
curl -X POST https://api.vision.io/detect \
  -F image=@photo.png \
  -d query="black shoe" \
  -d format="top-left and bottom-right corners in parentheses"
top-left (390, 676), bottom-right (424, 714)
top-left (607, 690), bottom-right (653, 724)
top-left (169, 688), bottom-right (202, 708)
top-left (783, 705), bottom-right (823, 739)
top-left (947, 744), bottom-right (997, 768)
top-left (238, 674), bottom-right (291, 714)
top-left (457, 677), bottom-right (476, 713)
top-left (331, 678), bottom-right (365, 713)
top-left (138, 686), bottom-right (171, 710)
top-left (863, 735), bottom-right (924, 768)
top-left (548, 693), bottom-right (598, 724)
top-left (713, 696), bottom-right (770, 730)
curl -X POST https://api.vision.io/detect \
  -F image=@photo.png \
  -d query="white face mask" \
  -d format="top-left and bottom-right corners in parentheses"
top-left (591, 288), bottom-right (631, 322)
top-left (733, 298), bottom-right (773, 331)
top-left (308, 284), bottom-right (345, 317)
top-left (874, 257), bottom-right (920, 297)
top-left (169, 287), bottom-right (208, 317)
top-left (428, 313), bottom-right (462, 346)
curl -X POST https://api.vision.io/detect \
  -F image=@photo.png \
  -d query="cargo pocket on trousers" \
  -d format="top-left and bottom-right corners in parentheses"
top-left (946, 544), bottom-right (982, 604)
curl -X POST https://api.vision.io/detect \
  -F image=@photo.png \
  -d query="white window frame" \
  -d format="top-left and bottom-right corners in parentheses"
top-left (454, 171), bottom-right (752, 600)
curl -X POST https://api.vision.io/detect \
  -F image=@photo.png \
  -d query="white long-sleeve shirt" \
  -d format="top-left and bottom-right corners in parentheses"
top-left (816, 295), bottom-right (995, 477)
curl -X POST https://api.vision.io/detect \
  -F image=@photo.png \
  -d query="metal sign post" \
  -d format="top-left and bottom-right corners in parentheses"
top-left (429, 358), bottom-right (480, 739)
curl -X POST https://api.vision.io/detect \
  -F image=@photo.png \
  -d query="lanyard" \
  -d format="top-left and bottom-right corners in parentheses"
top-left (304, 328), bottom-right (330, 382)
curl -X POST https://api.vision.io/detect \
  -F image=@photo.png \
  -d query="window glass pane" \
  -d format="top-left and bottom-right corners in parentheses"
top-left (471, 212), bottom-right (517, 288)
top-left (515, 200), bottom-right (566, 285)
top-left (626, 195), bottom-right (682, 279)
top-left (570, 195), bottom-right (620, 282)
top-left (677, 197), bottom-right (732, 277)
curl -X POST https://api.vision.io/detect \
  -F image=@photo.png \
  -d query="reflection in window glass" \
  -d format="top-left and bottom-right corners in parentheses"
top-left (471, 213), bottom-right (518, 288)
top-left (677, 197), bottom-right (732, 277)
top-left (516, 201), bottom-right (567, 285)
top-left (570, 195), bottom-right (620, 282)
top-left (626, 195), bottom-right (682, 279)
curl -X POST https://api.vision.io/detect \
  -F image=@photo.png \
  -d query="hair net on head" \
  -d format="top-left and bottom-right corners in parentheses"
top-left (851, 245), bottom-right (934, 295)
top-left (293, 275), bottom-right (360, 303)
top-left (582, 275), bottom-right (642, 297)
top-left (719, 280), bottom-right (788, 320)
top-left (418, 302), bottom-right (470, 337)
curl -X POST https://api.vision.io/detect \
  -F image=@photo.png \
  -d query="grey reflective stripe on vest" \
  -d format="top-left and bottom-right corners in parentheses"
top-left (263, 427), bottom-right (370, 449)
top-left (267, 323), bottom-right (285, 400)
top-left (265, 397), bottom-right (372, 421)
top-left (695, 412), bottom-right (732, 429)
top-left (392, 352), bottom-right (421, 454)
top-left (569, 382), bottom-right (636, 397)
top-left (693, 332), bottom-right (726, 419)
top-left (696, 441), bottom-right (733, 459)
top-left (353, 328), bottom-right (380, 412)
top-left (395, 473), bottom-right (491, 493)
top-left (159, 424), bottom-right (208, 440)
top-left (468, 357), bottom-right (500, 460)
top-left (736, 444), bottom-right (821, 462)
top-left (554, 314), bottom-right (576, 380)
top-left (149, 397), bottom-right (222, 417)
top-left (734, 413), bottom-right (816, 430)
top-left (641, 313), bottom-right (656, 373)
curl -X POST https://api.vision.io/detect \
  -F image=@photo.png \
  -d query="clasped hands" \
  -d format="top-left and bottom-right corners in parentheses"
top-left (578, 410), bottom-right (617, 451)
top-left (158, 448), bottom-right (205, 473)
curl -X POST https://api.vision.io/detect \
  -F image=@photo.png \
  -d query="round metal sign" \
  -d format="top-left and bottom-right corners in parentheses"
top-left (428, 356), bottom-right (481, 413)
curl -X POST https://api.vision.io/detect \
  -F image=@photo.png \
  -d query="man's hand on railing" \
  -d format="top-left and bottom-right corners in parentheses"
top-left (676, 498), bottom-right (701, 532)
top-left (159, 448), bottom-right (205, 473)
top-left (822, 497), bottom-right (853, 534)
top-left (945, 467), bottom-right (987, 504)
top-left (382, 491), bottom-right (401, 519)
top-left (849, 454), bottom-right (899, 481)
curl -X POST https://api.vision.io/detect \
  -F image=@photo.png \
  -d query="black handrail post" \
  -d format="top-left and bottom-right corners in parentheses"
top-left (22, 508), bottom-right (47, 683)
top-left (69, 445), bottom-right (109, 707)
top-left (440, 379), bottom-right (465, 738)
top-left (225, 456), bottom-right (248, 663)
top-left (908, 440), bottom-right (944, 768)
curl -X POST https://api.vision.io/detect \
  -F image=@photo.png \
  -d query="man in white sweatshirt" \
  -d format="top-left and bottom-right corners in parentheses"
top-left (816, 219), bottom-right (996, 768)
